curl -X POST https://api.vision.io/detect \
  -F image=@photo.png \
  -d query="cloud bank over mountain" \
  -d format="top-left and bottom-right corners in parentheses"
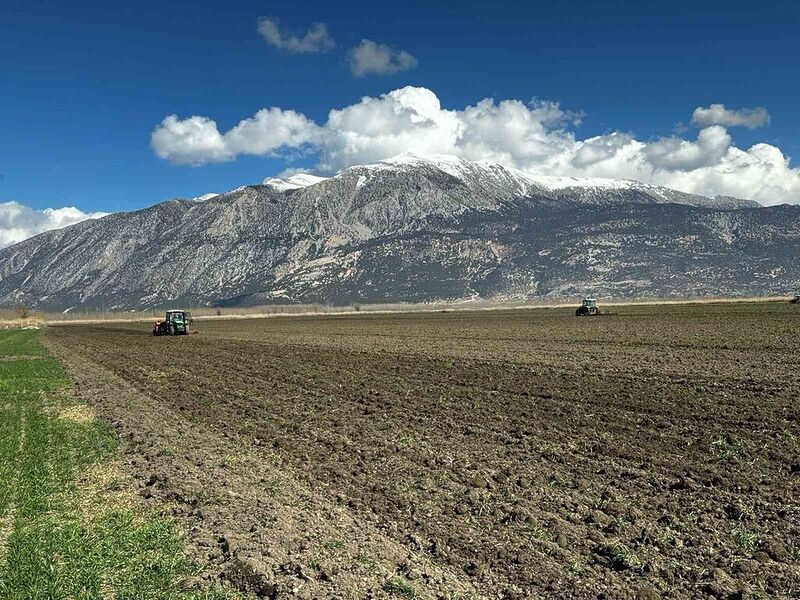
top-left (0, 202), bottom-right (108, 248)
top-left (150, 87), bottom-right (799, 205)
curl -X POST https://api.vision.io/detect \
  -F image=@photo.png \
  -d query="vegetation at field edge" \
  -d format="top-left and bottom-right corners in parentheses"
top-left (0, 329), bottom-right (236, 599)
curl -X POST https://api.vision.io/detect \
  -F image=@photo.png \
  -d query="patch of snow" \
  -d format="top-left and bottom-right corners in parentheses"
top-left (525, 174), bottom-right (639, 191)
top-left (263, 173), bottom-right (328, 191)
top-left (191, 193), bottom-right (220, 202)
top-left (356, 152), bottom-right (717, 199)
top-left (364, 153), bottom-right (643, 192)
top-left (371, 153), bottom-right (479, 180)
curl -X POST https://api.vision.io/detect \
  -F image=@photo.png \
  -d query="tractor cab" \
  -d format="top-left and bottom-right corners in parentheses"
top-left (167, 310), bottom-right (191, 323)
top-left (575, 297), bottom-right (600, 316)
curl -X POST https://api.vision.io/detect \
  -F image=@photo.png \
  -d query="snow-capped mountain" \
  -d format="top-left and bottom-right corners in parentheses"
top-left (352, 154), bottom-right (757, 210)
top-left (0, 154), bottom-right (796, 311)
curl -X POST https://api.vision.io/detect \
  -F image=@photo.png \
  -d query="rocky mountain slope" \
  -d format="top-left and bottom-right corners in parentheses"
top-left (0, 154), bottom-right (797, 311)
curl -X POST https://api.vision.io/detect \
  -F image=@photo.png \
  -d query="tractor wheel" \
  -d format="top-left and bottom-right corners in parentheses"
top-left (169, 324), bottom-right (175, 336)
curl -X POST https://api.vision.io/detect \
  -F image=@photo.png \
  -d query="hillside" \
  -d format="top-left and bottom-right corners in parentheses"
top-left (0, 154), bottom-right (797, 311)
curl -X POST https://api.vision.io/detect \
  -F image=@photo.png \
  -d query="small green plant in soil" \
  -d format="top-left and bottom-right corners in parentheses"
top-left (383, 576), bottom-right (417, 598)
top-left (565, 557), bottom-right (585, 576)
top-left (710, 433), bottom-right (749, 462)
top-left (733, 529), bottom-right (762, 553)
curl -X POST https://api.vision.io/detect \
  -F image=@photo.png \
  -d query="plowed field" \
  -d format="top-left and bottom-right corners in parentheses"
top-left (43, 302), bottom-right (800, 599)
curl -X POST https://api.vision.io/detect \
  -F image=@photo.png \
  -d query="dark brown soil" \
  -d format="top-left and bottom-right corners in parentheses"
top-left (44, 302), bottom-right (800, 599)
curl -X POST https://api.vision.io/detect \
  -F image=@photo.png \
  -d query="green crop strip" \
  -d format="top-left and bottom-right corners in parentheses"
top-left (0, 328), bottom-right (47, 357)
top-left (0, 329), bottom-right (235, 599)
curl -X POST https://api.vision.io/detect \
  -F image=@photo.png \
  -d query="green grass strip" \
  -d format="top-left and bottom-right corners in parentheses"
top-left (0, 330), bottom-right (235, 600)
top-left (0, 328), bottom-right (46, 357)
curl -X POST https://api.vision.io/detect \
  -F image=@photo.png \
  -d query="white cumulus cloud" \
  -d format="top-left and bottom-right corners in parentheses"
top-left (691, 104), bottom-right (770, 129)
top-left (151, 110), bottom-right (321, 166)
top-left (0, 202), bottom-right (108, 248)
top-left (348, 39), bottom-right (418, 77)
top-left (151, 115), bottom-right (233, 165)
top-left (151, 87), bottom-right (800, 205)
top-left (644, 126), bottom-right (732, 171)
top-left (257, 18), bottom-right (334, 54)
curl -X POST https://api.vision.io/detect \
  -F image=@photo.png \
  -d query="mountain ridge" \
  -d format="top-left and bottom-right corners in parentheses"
top-left (261, 154), bottom-right (759, 209)
top-left (0, 154), bottom-right (795, 311)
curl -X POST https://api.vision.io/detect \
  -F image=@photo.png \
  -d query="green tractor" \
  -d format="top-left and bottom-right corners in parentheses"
top-left (575, 297), bottom-right (601, 317)
top-left (153, 310), bottom-right (192, 336)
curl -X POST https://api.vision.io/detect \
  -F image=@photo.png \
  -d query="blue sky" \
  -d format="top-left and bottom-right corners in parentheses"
top-left (1, 0), bottom-right (798, 222)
